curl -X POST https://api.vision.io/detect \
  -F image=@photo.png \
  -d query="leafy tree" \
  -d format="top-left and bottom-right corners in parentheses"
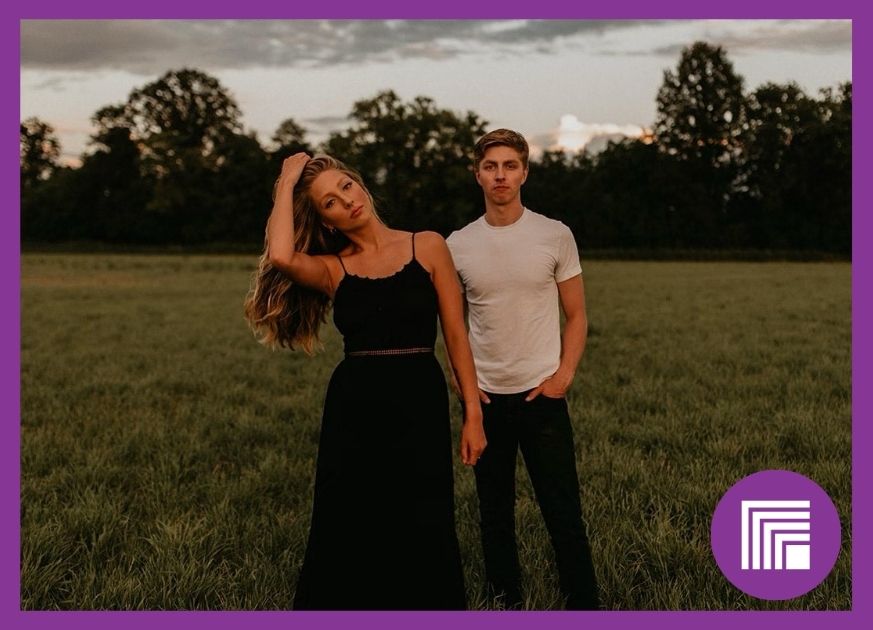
top-left (781, 82), bottom-right (851, 252)
top-left (125, 68), bottom-right (243, 174)
top-left (212, 131), bottom-right (273, 244)
top-left (20, 117), bottom-right (67, 242)
top-left (20, 57), bottom-right (850, 255)
top-left (654, 42), bottom-right (748, 246)
top-left (75, 106), bottom-right (154, 242)
top-left (20, 117), bottom-right (60, 189)
top-left (734, 82), bottom-right (818, 247)
top-left (745, 82), bottom-right (818, 164)
top-left (268, 117), bottom-right (313, 183)
top-left (655, 42), bottom-right (746, 166)
top-left (726, 81), bottom-right (851, 253)
top-left (23, 109), bottom-right (154, 244)
top-left (524, 149), bottom-right (591, 239)
top-left (271, 118), bottom-right (312, 155)
top-left (584, 140), bottom-right (686, 249)
top-left (325, 90), bottom-right (486, 234)
top-left (121, 69), bottom-right (247, 243)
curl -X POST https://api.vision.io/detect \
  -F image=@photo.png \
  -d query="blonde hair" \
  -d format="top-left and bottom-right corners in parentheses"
top-left (243, 155), bottom-right (376, 353)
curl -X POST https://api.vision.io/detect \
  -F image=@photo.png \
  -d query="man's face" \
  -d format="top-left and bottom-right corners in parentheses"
top-left (475, 145), bottom-right (528, 207)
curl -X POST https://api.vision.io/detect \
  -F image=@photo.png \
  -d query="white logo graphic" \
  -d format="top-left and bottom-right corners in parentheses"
top-left (740, 500), bottom-right (811, 570)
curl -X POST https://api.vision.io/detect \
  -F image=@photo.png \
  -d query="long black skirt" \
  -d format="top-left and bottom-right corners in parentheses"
top-left (293, 353), bottom-right (466, 610)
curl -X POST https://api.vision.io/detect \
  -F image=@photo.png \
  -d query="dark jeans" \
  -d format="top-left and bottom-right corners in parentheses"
top-left (473, 391), bottom-right (600, 610)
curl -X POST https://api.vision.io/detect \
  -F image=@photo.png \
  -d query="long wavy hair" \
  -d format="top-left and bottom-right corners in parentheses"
top-left (243, 155), bottom-right (377, 353)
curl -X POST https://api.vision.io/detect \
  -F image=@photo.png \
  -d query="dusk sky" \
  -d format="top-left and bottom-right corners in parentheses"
top-left (20, 19), bottom-right (851, 165)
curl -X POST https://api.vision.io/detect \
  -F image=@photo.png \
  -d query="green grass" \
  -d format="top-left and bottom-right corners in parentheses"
top-left (20, 255), bottom-right (851, 610)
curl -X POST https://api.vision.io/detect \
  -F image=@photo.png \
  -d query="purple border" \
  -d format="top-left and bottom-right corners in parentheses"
top-left (5, 2), bottom-right (867, 629)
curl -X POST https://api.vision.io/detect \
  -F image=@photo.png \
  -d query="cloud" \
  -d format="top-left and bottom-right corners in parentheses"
top-left (300, 115), bottom-right (352, 137)
top-left (551, 114), bottom-right (647, 153)
top-left (711, 20), bottom-right (851, 53)
top-left (31, 75), bottom-right (79, 91)
top-left (302, 115), bottom-right (351, 129)
top-left (644, 20), bottom-right (851, 57)
top-left (525, 116), bottom-right (650, 157)
top-left (21, 20), bottom-right (849, 76)
top-left (529, 131), bottom-right (558, 155)
top-left (20, 19), bottom-right (667, 74)
top-left (485, 19), bottom-right (666, 44)
top-left (21, 21), bottom-right (181, 73)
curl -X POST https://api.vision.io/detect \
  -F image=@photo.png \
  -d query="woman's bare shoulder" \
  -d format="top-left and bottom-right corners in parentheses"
top-left (413, 231), bottom-right (452, 274)
top-left (414, 230), bottom-right (447, 249)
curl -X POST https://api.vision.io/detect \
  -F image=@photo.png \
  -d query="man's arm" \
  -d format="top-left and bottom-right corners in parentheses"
top-left (553, 273), bottom-right (588, 391)
top-left (525, 273), bottom-right (587, 400)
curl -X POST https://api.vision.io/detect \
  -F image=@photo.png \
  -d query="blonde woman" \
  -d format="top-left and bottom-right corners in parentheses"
top-left (245, 153), bottom-right (485, 610)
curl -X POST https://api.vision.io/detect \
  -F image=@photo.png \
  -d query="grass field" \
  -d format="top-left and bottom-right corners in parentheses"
top-left (20, 254), bottom-right (852, 610)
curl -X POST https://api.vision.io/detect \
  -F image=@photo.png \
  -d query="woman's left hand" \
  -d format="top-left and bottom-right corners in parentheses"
top-left (460, 412), bottom-right (487, 467)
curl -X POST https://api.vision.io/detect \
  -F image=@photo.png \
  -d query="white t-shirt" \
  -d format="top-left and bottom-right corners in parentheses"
top-left (446, 208), bottom-right (582, 394)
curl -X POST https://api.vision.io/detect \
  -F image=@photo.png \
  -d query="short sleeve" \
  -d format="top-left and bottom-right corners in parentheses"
top-left (555, 224), bottom-right (582, 282)
top-left (445, 231), bottom-right (466, 293)
top-left (446, 230), bottom-right (458, 255)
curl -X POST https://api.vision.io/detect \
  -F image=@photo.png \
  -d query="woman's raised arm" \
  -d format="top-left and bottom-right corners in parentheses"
top-left (267, 153), bottom-right (334, 295)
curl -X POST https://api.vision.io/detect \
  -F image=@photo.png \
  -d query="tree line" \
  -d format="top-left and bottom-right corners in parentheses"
top-left (20, 42), bottom-right (851, 256)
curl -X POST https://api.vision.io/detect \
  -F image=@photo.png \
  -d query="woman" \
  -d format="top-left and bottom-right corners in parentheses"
top-left (244, 153), bottom-right (486, 610)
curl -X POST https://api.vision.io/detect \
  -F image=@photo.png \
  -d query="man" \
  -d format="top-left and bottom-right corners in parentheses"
top-left (446, 129), bottom-right (599, 610)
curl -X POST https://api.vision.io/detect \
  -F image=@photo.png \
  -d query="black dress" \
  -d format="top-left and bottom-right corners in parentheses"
top-left (293, 234), bottom-right (466, 610)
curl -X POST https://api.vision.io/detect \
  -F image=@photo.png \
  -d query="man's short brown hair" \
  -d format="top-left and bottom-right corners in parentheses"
top-left (473, 128), bottom-right (530, 170)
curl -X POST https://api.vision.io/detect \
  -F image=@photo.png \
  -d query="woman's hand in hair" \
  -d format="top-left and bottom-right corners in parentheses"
top-left (277, 152), bottom-right (311, 190)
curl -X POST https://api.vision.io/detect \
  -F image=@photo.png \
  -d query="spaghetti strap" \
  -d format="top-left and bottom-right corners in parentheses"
top-left (295, 225), bottom-right (465, 611)
top-left (335, 254), bottom-right (347, 273)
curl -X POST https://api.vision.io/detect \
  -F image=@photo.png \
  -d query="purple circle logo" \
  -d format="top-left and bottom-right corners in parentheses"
top-left (711, 469), bottom-right (841, 600)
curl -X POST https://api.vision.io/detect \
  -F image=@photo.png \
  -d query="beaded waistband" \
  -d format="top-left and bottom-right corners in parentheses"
top-left (345, 347), bottom-right (434, 357)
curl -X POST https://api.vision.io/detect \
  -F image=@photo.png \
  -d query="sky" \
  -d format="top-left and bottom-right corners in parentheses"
top-left (19, 19), bottom-right (852, 166)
